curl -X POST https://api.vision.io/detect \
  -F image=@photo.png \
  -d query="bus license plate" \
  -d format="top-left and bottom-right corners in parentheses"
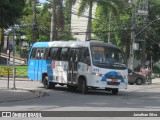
top-left (112, 79), bottom-right (118, 82)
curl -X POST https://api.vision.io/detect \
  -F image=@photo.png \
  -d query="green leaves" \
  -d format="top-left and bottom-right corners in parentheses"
top-left (0, 0), bottom-right (25, 28)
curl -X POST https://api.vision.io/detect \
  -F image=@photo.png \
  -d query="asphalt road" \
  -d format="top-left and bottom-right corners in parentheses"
top-left (0, 78), bottom-right (160, 120)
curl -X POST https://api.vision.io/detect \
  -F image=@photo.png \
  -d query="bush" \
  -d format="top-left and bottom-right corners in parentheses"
top-left (152, 66), bottom-right (160, 74)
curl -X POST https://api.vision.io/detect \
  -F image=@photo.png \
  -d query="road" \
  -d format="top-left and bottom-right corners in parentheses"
top-left (0, 78), bottom-right (160, 120)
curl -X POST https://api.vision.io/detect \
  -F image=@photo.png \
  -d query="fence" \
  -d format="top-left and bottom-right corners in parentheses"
top-left (0, 65), bottom-right (28, 78)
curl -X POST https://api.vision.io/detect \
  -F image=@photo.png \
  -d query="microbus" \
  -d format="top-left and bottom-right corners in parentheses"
top-left (28, 40), bottom-right (128, 95)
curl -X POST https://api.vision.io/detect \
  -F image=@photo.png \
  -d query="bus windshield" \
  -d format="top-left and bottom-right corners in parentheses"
top-left (91, 46), bottom-right (126, 69)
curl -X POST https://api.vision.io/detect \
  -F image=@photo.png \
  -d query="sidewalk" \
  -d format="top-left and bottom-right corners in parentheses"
top-left (0, 77), bottom-right (48, 103)
top-left (150, 77), bottom-right (160, 84)
top-left (0, 89), bottom-right (39, 103)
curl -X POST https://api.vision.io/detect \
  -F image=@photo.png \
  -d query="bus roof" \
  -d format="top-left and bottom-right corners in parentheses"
top-left (32, 40), bottom-right (119, 49)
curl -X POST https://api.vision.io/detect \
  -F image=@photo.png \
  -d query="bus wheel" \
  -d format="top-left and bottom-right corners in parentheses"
top-left (112, 88), bottom-right (118, 95)
top-left (43, 76), bottom-right (55, 89)
top-left (82, 80), bottom-right (88, 94)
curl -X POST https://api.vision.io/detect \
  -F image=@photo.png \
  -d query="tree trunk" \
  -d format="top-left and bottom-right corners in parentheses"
top-left (65, 0), bottom-right (72, 33)
top-left (50, 0), bottom-right (57, 41)
top-left (85, 0), bottom-right (93, 41)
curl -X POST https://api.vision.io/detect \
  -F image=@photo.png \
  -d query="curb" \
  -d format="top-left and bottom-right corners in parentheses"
top-left (0, 77), bottom-right (29, 81)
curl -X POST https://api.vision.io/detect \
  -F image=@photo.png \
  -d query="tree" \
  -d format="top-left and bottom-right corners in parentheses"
top-left (20, 3), bottom-right (51, 43)
top-left (92, 1), bottom-right (126, 41)
top-left (0, 0), bottom-right (25, 47)
top-left (145, 0), bottom-right (160, 62)
top-left (0, 0), bottom-right (25, 28)
top-left (48, 0), bottom-right (66, 41)
top-left (77, 0), bottom-right (125, 41)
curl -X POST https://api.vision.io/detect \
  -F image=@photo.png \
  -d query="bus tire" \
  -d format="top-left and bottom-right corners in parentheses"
top-left (112, 88), bottom-right (118, 95)
top-left (82, 80), bottom-right (88, 94)
top-left (43, 76), bottom-right (55, 89)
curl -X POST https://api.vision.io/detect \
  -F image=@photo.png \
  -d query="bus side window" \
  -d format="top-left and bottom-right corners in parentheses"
top-left (44, 48), bottom-right (50, 59)
top-left (81, 48), bottom-right (91, 65)
top-left (40, 49), bottom-right (45, 59)
top-left (35, 49), bottom-right (45, 59)
top-left (30, 48), bottom-right (37, 59)
top-left (60, 48), bottom-right (69, 61)
top-left (36, 50), bottom-right (41, 59)
top-left (68, 49), bottom-right (78, 62)
top-left (50, 48), bottom-right (61, 60)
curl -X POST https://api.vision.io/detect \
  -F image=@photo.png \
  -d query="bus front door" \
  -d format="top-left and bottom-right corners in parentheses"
top-left (68, 49), bottom-right (79, 84)
top-left (35, 49), bottom-right (45, 80)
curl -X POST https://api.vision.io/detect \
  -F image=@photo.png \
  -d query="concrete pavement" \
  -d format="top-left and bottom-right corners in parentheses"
top-left (0, 77), bottom-right (159, 103)
top-left (0, 77), bottom-right (48, 103)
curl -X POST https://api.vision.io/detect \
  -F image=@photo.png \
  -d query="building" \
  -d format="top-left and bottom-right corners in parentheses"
top-left (71, 2), bottom-right (96, 41)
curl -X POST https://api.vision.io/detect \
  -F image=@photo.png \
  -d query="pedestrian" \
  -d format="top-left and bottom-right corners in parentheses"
top-left (145, 66), bottom-right (152, 84)
top-left (140, 66), bottom-right (146, 84)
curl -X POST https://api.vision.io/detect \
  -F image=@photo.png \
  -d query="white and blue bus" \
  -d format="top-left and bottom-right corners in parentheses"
top-left (28, 40), bottom-right (128, 94)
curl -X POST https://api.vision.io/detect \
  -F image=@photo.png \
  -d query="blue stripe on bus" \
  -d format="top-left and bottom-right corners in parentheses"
top-left (101, 71), bottom-right (125, 83)
top-left (32, 42), bottom-right (49, 48)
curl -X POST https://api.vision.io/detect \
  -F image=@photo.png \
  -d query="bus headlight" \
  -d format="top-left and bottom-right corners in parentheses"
top-left (96, 73), bottom-right (102, 77)
top-left (92, 72), bottom-right (102, 77)
top-left (124, 75), bottom-right (128, 79)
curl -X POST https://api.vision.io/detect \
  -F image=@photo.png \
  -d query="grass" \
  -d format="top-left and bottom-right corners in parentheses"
top-left (0, 65), bottom-right (28, 77)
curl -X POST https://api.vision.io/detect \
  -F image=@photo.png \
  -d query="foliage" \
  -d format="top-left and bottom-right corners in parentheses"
top-left (77, 0), bottom-right (125, 40)
top-left (19, 4), bottom-right (51, 43)
top-left (92, 0), bottom-right (160, 63)
top-left (92, 1), bottom-right (127, 45)
top-left (0, 0), bottom-right (25, 28)
top-left (152, 65), bottom-right (160, 74)
top-left (145, 0), bottom-right (160, 62)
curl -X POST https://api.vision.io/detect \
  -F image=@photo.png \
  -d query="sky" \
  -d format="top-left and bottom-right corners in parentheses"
top-left (39, 0), bottom-right (46, 4)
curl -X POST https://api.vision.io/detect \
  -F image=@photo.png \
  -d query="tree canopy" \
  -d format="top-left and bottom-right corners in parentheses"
top-left (0, 0), bottom-right (25, 28)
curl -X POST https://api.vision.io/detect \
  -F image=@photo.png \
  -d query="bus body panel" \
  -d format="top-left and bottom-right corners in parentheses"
top-left (51, 61), bottom-right (68, 84)
top-left (77, 63), bottom-right (128, 89)
top-left (28, 59), bottom-right (36, 80)
top-left (28, 42), bottom-right (50, 81)
top-left (28, 58), bottom-right (46, 81)
top-left (46, 60), bottom-right (53, 81)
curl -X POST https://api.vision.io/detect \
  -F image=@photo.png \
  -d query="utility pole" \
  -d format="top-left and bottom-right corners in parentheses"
top-left (141, 0), bottom-right (148, 67)
top-left (128, 0), bottom-right (137, 71)
top-left (0, 28), bottom-right (2, 63)
top-left (12, 25), bottom-right (16, 90)
top-left (32, 0), bottom-right (39, 44)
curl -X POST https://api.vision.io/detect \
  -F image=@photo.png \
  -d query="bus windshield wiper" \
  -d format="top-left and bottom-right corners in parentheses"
top-left (112, 62), bottom-right (126, 68)
top-left (99, 62), bottom-right (113, 67)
